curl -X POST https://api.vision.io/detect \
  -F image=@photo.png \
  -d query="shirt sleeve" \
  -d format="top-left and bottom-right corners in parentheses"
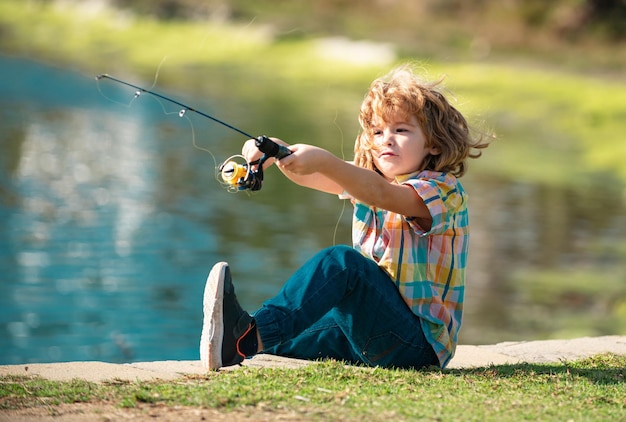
top-left (338, 190), bottom-right (352, 200)
top-left (404, 176), bottom-right (459, 236)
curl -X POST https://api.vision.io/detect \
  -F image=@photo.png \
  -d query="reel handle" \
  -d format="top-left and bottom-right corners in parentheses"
top-left (255, 136), bottom-right (292, 160)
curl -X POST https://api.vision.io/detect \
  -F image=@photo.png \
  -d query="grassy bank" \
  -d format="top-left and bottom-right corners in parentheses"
top-left (2, 355), bottom-right (625, 420)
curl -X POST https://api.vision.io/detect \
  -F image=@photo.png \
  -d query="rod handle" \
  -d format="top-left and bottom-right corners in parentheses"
top-left (255, 136), bottom-right (292, 160)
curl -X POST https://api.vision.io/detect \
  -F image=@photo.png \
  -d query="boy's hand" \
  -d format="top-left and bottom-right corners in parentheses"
top-left (242, 137), bottom-right (289, 169)
top-left (241, 138), bottom-right (264, 163)
top-left (276, 144), bottom-right (333, 176)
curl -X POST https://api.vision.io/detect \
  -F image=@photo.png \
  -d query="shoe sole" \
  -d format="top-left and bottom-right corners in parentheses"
top-left (200, 262), bottom-right (226, 371)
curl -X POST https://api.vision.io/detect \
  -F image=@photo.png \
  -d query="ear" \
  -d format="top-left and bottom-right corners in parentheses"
top-left (429, 146), bottom-right (441, 156)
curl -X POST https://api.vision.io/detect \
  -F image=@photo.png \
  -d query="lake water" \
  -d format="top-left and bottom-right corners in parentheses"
top-left (1, 55), bottom-right (624, 364)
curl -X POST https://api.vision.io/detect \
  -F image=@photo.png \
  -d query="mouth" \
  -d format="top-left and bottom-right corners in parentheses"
top-left (378, 150), bottom-right (396, 158)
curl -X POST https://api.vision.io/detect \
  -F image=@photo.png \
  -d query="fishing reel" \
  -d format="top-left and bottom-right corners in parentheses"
top-left (219, 159), bottom-right (258, 191)
top-left (219, 136), bottom-right (291, 191)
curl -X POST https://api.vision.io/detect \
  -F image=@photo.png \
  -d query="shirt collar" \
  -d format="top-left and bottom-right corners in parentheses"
top-left (394, 170), bottom-right (423, 184)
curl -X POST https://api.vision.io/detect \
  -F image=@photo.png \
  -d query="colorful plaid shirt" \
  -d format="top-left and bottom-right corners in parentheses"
top-left (350, 170), bottom-right (468, 368)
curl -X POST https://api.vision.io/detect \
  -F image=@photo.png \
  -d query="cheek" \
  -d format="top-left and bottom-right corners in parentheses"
top-left (370, 136), bottom-right (385, 150)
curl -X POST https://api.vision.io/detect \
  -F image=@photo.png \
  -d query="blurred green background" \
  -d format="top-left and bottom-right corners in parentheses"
top-left (0, 0), bottom-right (624, 364)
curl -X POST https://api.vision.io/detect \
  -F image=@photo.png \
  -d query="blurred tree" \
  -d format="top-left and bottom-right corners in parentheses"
top-left (104, 0), bottom-right (625, 41)
top-left (585, 0), bottom-right (626, 39)
top-left (110, 0), bottom-right (231, 20)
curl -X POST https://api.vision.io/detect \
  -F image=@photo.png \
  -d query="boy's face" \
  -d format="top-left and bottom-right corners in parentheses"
top-left (370, 114), bottom-right (439, 181)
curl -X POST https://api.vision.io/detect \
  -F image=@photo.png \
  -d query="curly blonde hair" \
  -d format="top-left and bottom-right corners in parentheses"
top-left (354, 64), bottom-right (489, 177)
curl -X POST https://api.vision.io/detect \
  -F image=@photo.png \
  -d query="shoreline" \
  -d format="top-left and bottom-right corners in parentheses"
top-left (2, 335), bottom-right (625, 383)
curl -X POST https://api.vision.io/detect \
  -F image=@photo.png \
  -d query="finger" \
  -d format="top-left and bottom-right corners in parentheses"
top-left (275, 156), bottom-right (291, 171)
top-left (242, 139), bottom-right (260, 160)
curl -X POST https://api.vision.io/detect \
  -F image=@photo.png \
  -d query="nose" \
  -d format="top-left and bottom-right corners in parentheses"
top-left (380, 129), bottom-right (395, 146)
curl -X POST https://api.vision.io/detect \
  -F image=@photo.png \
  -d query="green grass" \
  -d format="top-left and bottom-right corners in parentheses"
top-left (1, 355), bottom-right (625, 420)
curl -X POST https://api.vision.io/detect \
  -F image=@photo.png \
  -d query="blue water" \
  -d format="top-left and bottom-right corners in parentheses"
top-left (0, 55), bottom-right (343, 364)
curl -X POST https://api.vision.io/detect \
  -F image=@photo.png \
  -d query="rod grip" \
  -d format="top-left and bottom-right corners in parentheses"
top-left (255, 136), bottom-right (292, 160)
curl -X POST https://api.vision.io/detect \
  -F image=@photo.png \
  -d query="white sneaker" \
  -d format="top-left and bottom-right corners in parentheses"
top-left (200, 262), bottom-right (226, 371)
top-left (200, 262), bottom-right (253, 371)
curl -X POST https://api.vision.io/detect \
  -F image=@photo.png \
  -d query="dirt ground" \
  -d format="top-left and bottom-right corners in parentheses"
top-left (1, 402), bottom-right (316, 422)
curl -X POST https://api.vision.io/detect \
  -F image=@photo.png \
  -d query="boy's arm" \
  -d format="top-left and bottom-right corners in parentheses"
top-left (243, 138), bottom-right (431, 222)
top-left (279, 144), bottom-right (432, 222)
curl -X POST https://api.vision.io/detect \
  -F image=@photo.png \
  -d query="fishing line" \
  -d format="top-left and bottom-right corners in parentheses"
top-left (96, 74), bottom-right (255, 139)
top-left (95, 71), bottom-right (223, 188)
top-left (97, 69), bottom-right (352, 246)
top-left (95, 73), bottom-right (291, 192)
top-left (331, 109), bottom-right (349, 246)
top-left (150, 56), bottom-right (169, 93)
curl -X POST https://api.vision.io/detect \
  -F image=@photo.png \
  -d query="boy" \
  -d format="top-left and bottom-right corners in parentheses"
top-left (201, 64), bottom-right (488, 370)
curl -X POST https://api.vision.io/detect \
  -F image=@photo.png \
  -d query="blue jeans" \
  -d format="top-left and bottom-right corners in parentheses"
top-left (253, 245), bottom-right (439, 369)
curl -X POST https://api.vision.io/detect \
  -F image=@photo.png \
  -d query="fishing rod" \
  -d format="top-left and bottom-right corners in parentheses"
top-left (96, 73), bottom-right (291, 191)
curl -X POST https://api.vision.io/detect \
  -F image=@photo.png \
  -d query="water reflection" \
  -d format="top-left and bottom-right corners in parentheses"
top-left (463, 174), bottom-right (626, 343)
top-left (0, 55), bottom-right (624, 364)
